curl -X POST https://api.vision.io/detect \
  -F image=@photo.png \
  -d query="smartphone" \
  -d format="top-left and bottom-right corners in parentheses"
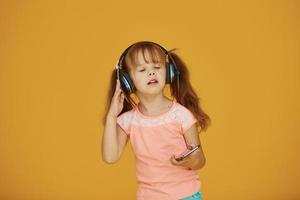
top-left (174, 144), bottom-right (200, 161)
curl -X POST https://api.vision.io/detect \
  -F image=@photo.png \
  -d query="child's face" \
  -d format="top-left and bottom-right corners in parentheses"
top-left (129, 50), bottom-right (166, 96)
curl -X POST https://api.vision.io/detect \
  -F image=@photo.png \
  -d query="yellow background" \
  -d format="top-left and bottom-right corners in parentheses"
top-left (1, 0), bottom-right (299, 199)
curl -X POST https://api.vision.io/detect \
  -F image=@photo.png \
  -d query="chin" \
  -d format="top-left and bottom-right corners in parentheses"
top-left (148, 88), bottom-right (165, 95)
top-left (138, 83), bottom-right (165, 95)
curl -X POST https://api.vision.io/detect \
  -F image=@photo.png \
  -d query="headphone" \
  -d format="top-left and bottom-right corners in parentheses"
top-left (115, 41), bottom-right (180, 94)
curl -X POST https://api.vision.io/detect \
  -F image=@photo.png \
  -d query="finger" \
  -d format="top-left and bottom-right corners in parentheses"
top-left (114, 85), bottom-right (122, 96)
top-left (113, 90), bottom-right (120, 98)
top-left (172, 154), bottom-right (189, 165)
top-left (117, 80), bottom-right (121, 88)
top-left (119, 92), bottom-right (124, 101)
top-left (115, 80), bottom-right (120, 92)
top-left (113, 86), bottom-right (119, 96)
top-left (170, 157), bottom-right (176, 165)
top-left (120, 96), bottom-right (124, 104)
top-left (170, 155), bottom-right (180, 165)
top-left (113, 90), bottom-right (122, 101)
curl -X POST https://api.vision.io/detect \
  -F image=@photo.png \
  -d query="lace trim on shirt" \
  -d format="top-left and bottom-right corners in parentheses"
top-left (118, 105), bottom-right (195, 129)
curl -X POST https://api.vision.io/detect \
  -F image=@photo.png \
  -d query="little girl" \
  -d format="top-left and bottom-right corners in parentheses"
top-left (102, 41), bottom-right (211, 200)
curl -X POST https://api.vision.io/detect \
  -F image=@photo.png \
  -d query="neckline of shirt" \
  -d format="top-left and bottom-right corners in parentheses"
top-left (135, 99), bottom-right (177, 119)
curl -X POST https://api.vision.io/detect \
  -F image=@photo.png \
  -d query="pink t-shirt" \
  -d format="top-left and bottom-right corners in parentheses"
top-left (117, 99), bottom-right (201, 200)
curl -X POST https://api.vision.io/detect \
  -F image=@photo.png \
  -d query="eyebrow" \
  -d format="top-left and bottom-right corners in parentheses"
top-left (137, 62), bottom-right (161, 68)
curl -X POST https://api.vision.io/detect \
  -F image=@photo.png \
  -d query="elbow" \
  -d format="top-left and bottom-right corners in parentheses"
top-left (102, 157), bottom-right (118, 164)
top-left (101, 148), bottom-right (120, 164)
top-left (191, 156), bottom-right (206, 170)
top-left (199, 157), bottom-right (206, 169)
top-left (101, 154), bottom-right (119, 164)
top-left (104, 160), bottom-right (118, 164)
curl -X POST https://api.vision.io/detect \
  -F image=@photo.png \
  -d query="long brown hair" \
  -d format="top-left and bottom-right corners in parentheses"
top-left (102, 41), bottom-right (211, 133)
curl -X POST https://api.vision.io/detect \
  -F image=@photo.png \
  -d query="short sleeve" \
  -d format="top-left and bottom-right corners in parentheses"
top-left (180, 107), bottom-right (198, 134)
top-left (116, 112), bottom-right (132, 136)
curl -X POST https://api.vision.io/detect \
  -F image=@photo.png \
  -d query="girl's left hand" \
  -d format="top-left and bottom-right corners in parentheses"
top-left (170, 144), bottom-right (198, 168)
top-left (170, 154), bottom-right (194, 169)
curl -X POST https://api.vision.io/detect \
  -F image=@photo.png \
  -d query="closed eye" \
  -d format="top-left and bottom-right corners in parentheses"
top-left (138, 66), bottom-right (161, 72)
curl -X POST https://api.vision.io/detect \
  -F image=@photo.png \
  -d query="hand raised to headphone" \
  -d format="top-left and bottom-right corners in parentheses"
top-left (107, 80), bottom-right (125, 118)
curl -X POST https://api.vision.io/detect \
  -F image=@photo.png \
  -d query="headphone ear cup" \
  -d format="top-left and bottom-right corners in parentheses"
top-left (166, 61), bottom-right (177, 84)
top-left (119, 70), bottom-right (135, 94)
top-left (166, 63), bottom-right (171, 84)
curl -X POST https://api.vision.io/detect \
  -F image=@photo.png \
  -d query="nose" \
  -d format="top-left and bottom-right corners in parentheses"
top-left (148, 71), bottom-right (155, 76)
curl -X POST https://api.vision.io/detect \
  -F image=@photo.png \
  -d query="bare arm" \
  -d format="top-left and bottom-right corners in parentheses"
top-left (102, 115), bottom-right (128, 164)
top-left (170, 124), bottom-right (206, 170)
top-left (101, 79), bottom-right (128, 164)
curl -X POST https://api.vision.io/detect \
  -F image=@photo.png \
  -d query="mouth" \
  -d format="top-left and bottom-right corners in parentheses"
top-left (147, 79), bottom-right (158, 85)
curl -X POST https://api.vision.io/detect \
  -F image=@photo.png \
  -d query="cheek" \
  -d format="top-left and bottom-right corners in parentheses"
top-left (130, 73), bottom-right (145, 87)
top-left (160, 69), bottom-right (166, 81)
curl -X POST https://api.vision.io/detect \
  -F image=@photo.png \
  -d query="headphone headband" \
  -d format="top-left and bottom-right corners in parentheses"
top-left (116, 41), bottom-right (171, 70)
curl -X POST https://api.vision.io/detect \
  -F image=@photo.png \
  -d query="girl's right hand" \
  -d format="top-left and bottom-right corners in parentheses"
top-left (107, 80), bottom-right (125, 118)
